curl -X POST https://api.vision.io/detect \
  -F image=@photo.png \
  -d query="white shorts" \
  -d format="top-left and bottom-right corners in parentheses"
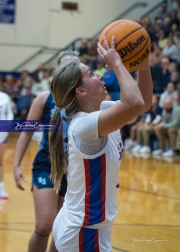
top-left (52, 208), bottom-right (112, 252)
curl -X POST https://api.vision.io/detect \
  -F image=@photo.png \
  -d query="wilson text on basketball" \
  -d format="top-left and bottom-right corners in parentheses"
top-left (118, 35), bottom-right (146, 59)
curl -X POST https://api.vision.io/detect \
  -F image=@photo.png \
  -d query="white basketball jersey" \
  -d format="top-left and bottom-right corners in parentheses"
top-left (0, 91), bottom-right (13, 142)
top-left (63, 110), bottom-right (123, 229)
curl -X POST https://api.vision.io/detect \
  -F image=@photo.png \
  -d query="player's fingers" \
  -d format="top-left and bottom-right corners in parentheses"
top-left (22, 174), bottom-right (26, 181)
top-left (16, 179), bottom-right (25, 191)
top-left (102, 36), bottom-right (110, 50)
top-left (111, 36), bottom-right (116, 49)
top-left (97, 42), bottom-right (106, 54)
top-left (97, 48), bottom-right (104, 58)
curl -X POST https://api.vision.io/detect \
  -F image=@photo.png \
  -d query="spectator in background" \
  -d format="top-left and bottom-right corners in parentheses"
top-left (20, 76), bottom-right (33, 95)
top-left (170, 70), bottom-right (180, 88)
top-left (13, 85), bottom-right (35, 120)
top-left (172, 93), bottom-right (180, 105)
top-left (153, 98), bottom-right (180, 157)
top-left (156, 3), bottom-right (169, 21)
top-left (142, 17), bottom-right (155, 42)
top-left (151, 57), bottom-right (170, 93)
top-left (169, 9), bottom-right (180, 27)
top-left (81, 38), bottom-right (98, 66)
top-left (159, 82), bottom-right (178, 108)
top-left (158, 29), bottom-right (168, 49)
top-left (168, 62), bottom-right (178, 74)
top-left (20, 70), bottom-right (29, 85)
top-left (87, 38), bottom-right (98, 59)
top-left (172, 28), bottom-right (180, 51)
top-left (103, 69), bottom-right (120, 101)
top-left (152, 18), bottom-right (163, 43)
top-left (32, 67), bottom-right (51, 95)
top-left (132, 95), bottom-right (162, 153)
top-left (2, 74), bottom-right (14, 97)
top-left (162, 37), bottom-right (179, 62)
top-left (33, 63), bottom-right (44, 83)
top-left (123, 115), bottom-right (144, 150)
top-left (149, 42), bottom-right (163, 67)
top-left (94, 59), bottom-right (106, 75)
top-left (78, 39), bottom-right (88, 57)
top-left (162, 17), bottom-right (172, 37)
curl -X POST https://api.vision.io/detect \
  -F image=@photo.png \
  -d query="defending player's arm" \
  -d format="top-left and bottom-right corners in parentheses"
top-left (13, 91), bottom-right (50, 190)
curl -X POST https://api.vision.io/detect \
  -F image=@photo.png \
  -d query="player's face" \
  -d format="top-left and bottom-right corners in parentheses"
top-left (80, 64), bottom-right (108, 101)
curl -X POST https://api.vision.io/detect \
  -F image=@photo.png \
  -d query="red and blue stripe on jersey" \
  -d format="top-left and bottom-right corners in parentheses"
top-left (83, 153), bottom-right (106, 226)
top-left (79, 227), bottom-right (99, 252)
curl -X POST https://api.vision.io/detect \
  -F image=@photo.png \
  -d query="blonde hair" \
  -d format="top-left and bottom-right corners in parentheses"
top-left (49, 61), bottom-right (83, 191)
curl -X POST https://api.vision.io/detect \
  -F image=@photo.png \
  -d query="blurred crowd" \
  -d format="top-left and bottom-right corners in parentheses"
top-left (1, 0), bottom-right (180, 157)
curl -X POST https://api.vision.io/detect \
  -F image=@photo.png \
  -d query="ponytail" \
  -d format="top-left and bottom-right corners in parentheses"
top-left (49, 109), bottom-right (66, 192)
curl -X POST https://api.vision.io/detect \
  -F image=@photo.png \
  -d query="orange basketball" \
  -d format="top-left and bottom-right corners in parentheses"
top-left (99, 19), bottom-right (151, 72)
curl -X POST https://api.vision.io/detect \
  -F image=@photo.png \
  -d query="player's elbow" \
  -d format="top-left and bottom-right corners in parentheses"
top-left (131, 99), bottom-right (145, 114)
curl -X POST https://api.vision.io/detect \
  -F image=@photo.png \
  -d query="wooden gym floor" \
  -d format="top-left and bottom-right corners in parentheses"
top-left (0, 133), bottom-right (180, 252)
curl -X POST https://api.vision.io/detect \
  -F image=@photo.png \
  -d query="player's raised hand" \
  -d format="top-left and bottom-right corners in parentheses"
top-left (97, 36), bottom-right (122, 70)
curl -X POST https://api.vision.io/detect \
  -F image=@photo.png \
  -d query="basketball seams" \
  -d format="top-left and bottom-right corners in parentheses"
top-left (99, 20), bottom-right (129, 45)
top-left (115, 27), bottom-right (143, 48)
top-left (104, 20), bottom-right (127, 36)
top-left (122, 35), bottom-right (150, 63)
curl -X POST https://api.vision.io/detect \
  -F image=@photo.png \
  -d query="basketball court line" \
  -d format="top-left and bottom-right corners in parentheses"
top-left (112, 247), bottom-right (130, 252)
top-left (120, 186), bottom-right (180, 201)
top-left (113, 223), bottom-right (180, 227)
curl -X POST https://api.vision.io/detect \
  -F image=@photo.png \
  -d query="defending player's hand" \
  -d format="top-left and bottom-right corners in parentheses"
top-left (13, 166), bottom-right (26, 191)
top-left (97, 36), bottom-right (122, 70)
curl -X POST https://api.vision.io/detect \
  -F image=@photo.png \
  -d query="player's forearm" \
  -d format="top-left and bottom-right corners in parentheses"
top-left (13, 132), bottom-right (33, 167)
top-left (113, 64), bottom-right (144, 109)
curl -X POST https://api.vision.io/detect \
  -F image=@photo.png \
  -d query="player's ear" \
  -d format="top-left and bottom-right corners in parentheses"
top-left (75, 87), bottom-right (87, 96)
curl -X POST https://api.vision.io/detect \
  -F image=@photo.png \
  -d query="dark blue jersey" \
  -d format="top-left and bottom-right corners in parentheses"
top-left (33, 92), bottom-right (71, 172)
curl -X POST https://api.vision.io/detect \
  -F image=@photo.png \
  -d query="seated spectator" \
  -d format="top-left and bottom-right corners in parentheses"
top-left (103, 69), bottom-right (120, 101)
top-left (142, 17), bottom-right (155, 42)
top-left (162, 17), bottom-right (172, 37)
top-left (155, 3), bottom-right (169, 21)
top-left (20, 70), bottom-right (30, 85)
top-left (13, 85), bottom-right (35, 120)
top-left (169, 9), bottom-right (180, 27)
top-left (151, 57), bottom-right (170, 93)
top-left (159, 82), bottom-right (178, 108)
top-left (168, 62), bottom-right (178, 74)
top-left (153, 98), bottom-right (180, 157)
top-left (131, 95), bottom-right (162, 153)
top-left (32, 68), bottom-right (51, 95)
top-left (94, 60), bottom-right (106, 75)
top-left (172, 93), bottom-right (180, 106)
top-left (152, 18), bottom-right (163, 43)
top-left (1, 74), bottom-right (14, 97)
top-left (162, 37), bottom-right (179, 62)
top-left (78, 39), bottom-right (88, 57)
top-left (170, 70), bottom-right (180, 88)
top-left (122, 115), bottom-right (144, 150)
top-left (149, 42), bottom-right (163, 67)
top-left (33, 63), bottom-right (44, 83)
top-left (20, 76), bottom-right (33, 95)
top-left (81, 38), bottom-right (98, 66)
top-left (158, 29), bottom-right (168, 49)
top-left (172, 28), bottom-right (180, 52)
